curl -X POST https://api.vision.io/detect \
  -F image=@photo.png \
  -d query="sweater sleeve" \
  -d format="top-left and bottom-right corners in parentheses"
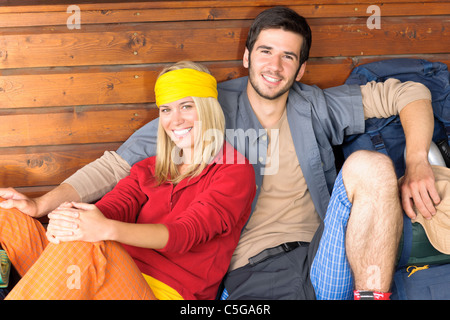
top-left (94, 159), bottom-right (149, 223)
top-left (161, 161), bottom-right (256, 254)
top-left (361, 79), bottom-right (432, 119)
top-left (62, 151), bottom-right (131, 203)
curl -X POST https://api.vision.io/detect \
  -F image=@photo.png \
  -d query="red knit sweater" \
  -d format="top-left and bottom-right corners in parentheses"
top-left (95, 142), bottom-right (255, 300)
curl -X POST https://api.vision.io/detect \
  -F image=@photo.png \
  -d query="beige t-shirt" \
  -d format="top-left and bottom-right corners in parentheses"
top-left (229, 109), bottom-right (321, 270)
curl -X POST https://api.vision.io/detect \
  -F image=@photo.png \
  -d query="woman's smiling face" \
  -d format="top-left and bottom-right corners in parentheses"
top-left (159, 96), bottom-right (199, 153)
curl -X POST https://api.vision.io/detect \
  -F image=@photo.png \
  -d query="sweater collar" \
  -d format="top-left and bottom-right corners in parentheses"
top-left (149, 140), bottom-right (235, 187)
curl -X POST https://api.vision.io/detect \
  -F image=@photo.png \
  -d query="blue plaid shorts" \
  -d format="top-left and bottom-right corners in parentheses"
top-left (310, 170), bottom-right (354, 300)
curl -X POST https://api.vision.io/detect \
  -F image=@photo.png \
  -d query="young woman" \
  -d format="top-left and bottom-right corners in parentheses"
top-left (1, 61), bottom-right (255, 300)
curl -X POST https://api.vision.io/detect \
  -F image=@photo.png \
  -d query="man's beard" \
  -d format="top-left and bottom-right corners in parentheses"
top-left (247, 55), bottom-right (299, 100)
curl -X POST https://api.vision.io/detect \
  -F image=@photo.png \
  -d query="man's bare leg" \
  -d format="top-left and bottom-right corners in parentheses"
top-left (343, 150), bottom-right (403, 294)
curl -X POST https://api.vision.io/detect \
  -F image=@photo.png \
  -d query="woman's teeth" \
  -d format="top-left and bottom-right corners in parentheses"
top-left (173, 127), bottom-right (192, 136)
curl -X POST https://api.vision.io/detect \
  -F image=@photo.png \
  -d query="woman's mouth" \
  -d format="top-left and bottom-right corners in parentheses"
top-left (173, 127), bottom-right (193, 139)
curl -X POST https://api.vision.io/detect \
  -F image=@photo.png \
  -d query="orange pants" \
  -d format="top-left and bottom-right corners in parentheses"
top-left (0, 202), bottom-right (156, 300)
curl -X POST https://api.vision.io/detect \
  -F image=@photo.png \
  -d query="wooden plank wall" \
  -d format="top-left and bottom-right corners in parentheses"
top-left (0, 0), bottom-right (449, 198)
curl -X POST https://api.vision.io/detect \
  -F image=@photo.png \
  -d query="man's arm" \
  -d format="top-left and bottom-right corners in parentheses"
top-left (0, 151), bottom-right (131, 217)
top-left (361, 79), bottom-right (439, 219)
top-left (398, 98), bottom-right (440, 220)
top-left (0, 183), bottom-right (80, 218)
top-left (63, 151), bottom-right (131, 203)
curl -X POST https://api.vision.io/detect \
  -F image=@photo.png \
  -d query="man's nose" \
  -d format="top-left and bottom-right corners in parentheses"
top-left (268, 55), bottom-right (283, 72)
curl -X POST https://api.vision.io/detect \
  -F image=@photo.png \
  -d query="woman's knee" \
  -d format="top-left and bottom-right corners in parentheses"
top-left (0, 205), bottom-right (46, 242)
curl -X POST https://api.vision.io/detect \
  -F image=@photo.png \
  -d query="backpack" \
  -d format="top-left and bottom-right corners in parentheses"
top-left (342, 58), bottom-right (450, 300)
top-left (343, 58), bottom-right (450, 178)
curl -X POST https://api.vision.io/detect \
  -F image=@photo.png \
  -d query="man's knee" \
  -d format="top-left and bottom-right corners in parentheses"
top-left (343, 150), bottom-right (395, 178)
top-left (343, 150), bottom-right (403, 241)
top-left (342, 150), bottom-right (398, 201)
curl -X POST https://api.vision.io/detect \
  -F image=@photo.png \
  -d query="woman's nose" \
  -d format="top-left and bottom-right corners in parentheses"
top-left (171, 109), bottom-right (184, 125)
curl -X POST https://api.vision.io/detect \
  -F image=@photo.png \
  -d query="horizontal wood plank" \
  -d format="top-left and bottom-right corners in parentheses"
top-left (0, 20), bottom-right (249, 69)
top-left (0, 105), bottom-right (158, 147)
top-left (1, 3), bottom-right (450, 27)
top-left (0, 16), bottom-right (449, 70)
top-left (0, 143), bottom-right (121, 187)
top-left (0, 62), bottom-right (247, 108)
top-left (308, 16), bottom-right (450, 58)
top-left (0, 68), bottom-right (159, 108)
top-left (1, 0), bottom-right (448, 13)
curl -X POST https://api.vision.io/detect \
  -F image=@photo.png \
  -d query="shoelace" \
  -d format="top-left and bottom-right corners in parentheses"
top-left (406, 265), bottom-right (429, 277)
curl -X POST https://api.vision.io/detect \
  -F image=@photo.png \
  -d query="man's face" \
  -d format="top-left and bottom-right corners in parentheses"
top-left (244, 28), bottom-right (305, 101)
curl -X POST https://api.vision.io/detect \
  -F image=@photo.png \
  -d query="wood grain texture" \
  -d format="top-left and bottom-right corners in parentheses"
top-left (0, 16), bottom-right (448, 70)
top-left (1, 3), bottom-right (450, 27)
top-left (0, 105), bottom-right (158, 147)
top-left (0, 143), bottom-right (121, 188)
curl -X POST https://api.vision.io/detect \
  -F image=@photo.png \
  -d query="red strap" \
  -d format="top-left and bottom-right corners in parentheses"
top-left (354, 290), bottom-right (391, 300)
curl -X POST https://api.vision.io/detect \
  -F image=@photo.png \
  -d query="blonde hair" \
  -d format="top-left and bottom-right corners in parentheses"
top-left (155, 61), bottom-right (225, 185)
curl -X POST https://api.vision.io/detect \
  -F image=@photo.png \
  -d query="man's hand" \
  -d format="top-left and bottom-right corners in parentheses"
top-left (399, 159), bottom-right (441, 220)
top-left (0, 187), bottom-right (40, 217)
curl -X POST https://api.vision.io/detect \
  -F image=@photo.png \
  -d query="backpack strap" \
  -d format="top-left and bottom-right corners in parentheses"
top-left (397, 214), bottom-right (413, 268)
top-left (392, 268), bottom-right (408, 300)
top-left (368, 132), bottom-right (389, 156)
top-left (391, 214), bottom-right (412, 300)
top-left (446, 123), bottom-right (450, 145)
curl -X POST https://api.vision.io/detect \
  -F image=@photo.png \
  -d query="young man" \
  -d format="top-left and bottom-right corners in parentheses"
top-left (0, 7), bottom-right (438, 300)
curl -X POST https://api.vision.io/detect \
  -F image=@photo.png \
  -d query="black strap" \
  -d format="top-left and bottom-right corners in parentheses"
top-left (248, 241), bottom-right (309, 266)
top-left (369, 132), bottom-right (389, 155)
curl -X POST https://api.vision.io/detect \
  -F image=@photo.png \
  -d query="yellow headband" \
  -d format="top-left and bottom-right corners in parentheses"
top-left (154, 68), bottom-right (218, 107)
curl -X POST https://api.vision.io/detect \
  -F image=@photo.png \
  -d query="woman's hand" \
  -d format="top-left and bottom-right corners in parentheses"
top-left (47, 202), bottom-right (111, 244)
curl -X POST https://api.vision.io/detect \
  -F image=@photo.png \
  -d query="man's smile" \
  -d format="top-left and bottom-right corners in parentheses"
top-left (261, 73), bottom-right (282, 84)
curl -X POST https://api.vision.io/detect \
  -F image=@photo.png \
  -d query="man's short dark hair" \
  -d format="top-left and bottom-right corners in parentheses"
top-left (245, 6), bottom-right (312, 66)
